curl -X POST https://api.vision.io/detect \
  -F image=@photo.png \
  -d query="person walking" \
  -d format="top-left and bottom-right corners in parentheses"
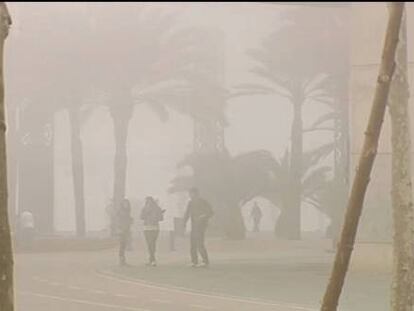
top-left (250, 202), bottom-right (262, 232)
top-left (117, 199), bottom-right (133, 266)
top-left (140, 196), bottom-right (165, 267)
top-left (183, 188), bottom-right (214, 268)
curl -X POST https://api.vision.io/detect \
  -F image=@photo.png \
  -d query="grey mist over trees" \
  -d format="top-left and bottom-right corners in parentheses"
top-left (5, 3), bottom-right (414, 311)
top-left (5, 2), bottom-right (350, 239)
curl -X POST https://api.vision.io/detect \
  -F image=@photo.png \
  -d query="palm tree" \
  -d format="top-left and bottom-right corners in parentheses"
top-left (89, 6), bottom-right (211, 212)
top-left (56, 6), bottom-right (97, 237)
top-left (235, 68), bottom-right (332, 239)
top-left (6, 4), bottom-right (67, 234)
top-left (170, 150), bottom-right (279, 239)
top-left (171, 145), bottom-right (331, 240)
top-left (6, 4), bottom-right (97, 236)
top-left (264, 147), bottom-right (331, 238)
top-left (235, 7), bottom-right (350, 239)
top-left (304, 85), bottom-right (349, 239)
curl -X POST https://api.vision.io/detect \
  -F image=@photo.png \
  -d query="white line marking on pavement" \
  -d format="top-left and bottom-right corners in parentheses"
top-left (49, 282), bottom-right (61, 287)
top-left (67, 285), bottom-right (84, 291)
top-left (98, 271), bottom-right (317, 311)
top-left (20, 291), bottom-right (151, 311)
top-left (151, 298), bottom-right (172, 304)
top-left (89, 289), bottom-right (106, 295)
top-left (189, 304), bottom-right (215, 310)
top-left (115, 294), bottom-right (136, 299)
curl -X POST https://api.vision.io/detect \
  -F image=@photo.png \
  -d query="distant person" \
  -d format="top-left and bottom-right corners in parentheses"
top-left (117, 199), bottom-right (133, 266)
top-left (250, 202), bottom-right (262, 232)
top-left (140, 196), bottom-right (166, 266)
top-left (183, 188), bottom-right (214, 268)
top-left (19, 210), bottom-right (35, 249)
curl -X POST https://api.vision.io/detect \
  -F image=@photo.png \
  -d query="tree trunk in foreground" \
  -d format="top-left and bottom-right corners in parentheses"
top-left (320, 3), bottom-right (404, 310)
top-left (388, 7), bottom-right (414, 311)
top-left (0, 3), bottom-right (13, 311)
top-left (68, 108), bottom-right (86, 237)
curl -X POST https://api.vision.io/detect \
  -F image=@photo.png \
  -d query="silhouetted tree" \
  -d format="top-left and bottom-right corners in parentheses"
top-left (89, 6), bottom-right (202, 212)
top-left (6, 4), bottom-right (95, 236)
top-left (170, 150), bottom-right (278, 239)
top-left (0, 3), bottom-right (13, 310)
top-left (236, 6), bottom-right (350, 239)
top-left (264, 147), bottom-right (331, 237)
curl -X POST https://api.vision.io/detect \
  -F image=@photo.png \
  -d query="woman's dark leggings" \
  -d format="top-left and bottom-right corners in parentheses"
top-left (144, 230), bottom-right (159, 262)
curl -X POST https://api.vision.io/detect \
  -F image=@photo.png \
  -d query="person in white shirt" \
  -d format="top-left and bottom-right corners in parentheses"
top-left (19, 210), bottom-right (35, 248)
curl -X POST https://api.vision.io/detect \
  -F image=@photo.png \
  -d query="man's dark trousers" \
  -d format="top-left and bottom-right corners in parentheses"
top-left (190, 223), bottom-right (209, 265)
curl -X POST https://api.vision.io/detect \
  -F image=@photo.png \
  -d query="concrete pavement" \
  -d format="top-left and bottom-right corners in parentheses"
top-left (15, 250), bottom-right (317, 311)
top-left (14, 235), bottom-right (391, 311)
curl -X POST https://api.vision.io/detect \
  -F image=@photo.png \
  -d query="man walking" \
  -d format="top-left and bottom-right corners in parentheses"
top-left (183, 188), bottom-right (214, 268)
top-left (250, 202), bottom-right (262, 232)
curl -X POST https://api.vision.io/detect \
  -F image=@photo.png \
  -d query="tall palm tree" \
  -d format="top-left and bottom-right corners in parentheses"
top-left (171, 145), bottom-right (331, 240)
top-left (235, 6), bottom-right (350, 239)
top-left (89, 5), bottom-right (209, 212)
top-left (6, 4), bottom-right (68, 234)
top-left (29, 4), bottom-right (95, 236)
top-left (10, 4), bottom-right (101, 236)
top-left (55, 6), bottom-right (97, 237)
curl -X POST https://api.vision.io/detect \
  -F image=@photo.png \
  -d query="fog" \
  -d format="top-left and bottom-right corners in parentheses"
top-left (3, 2), bottom-right (405, 311)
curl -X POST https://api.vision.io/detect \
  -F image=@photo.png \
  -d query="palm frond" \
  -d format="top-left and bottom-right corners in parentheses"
top-left (310, 111), bottom-right (339, 129)
top-left (303, 143), bottom-right (335, 169)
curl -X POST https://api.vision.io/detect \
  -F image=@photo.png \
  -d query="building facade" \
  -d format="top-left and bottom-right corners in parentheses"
top-left (350, 3), bottom-right (414, 241)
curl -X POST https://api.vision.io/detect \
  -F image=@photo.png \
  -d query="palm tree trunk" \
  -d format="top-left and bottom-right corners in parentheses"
top-left (287, 93), bottom-right (303, 240)
top-left (111, 106), bottom-right (132, 210)
top-left (321, 3), bottom-right (404, 310)
top-left (223, 202), bottom-right (245, 240)
top-left (274, 206), bottom-right (294, 238)
top-left (68, 108), bottom-right (86, 237)
top-left (388, 8), bottom-right (414, 311)
top-left (0, 3), bottom-right (13, 310)
top-left (331, 61), bottom-right (352, 246)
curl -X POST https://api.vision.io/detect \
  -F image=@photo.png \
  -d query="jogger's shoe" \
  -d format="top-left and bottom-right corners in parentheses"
top-left (197, 262), bottom-right (209, 268)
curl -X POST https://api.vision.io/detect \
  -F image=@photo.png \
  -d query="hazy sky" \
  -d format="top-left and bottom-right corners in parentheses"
top-left (6, 2), bottom-right (333, 232)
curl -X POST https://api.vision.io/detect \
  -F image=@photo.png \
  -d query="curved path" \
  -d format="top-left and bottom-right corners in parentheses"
top-left (15, 250), bottom-right (317, 311)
